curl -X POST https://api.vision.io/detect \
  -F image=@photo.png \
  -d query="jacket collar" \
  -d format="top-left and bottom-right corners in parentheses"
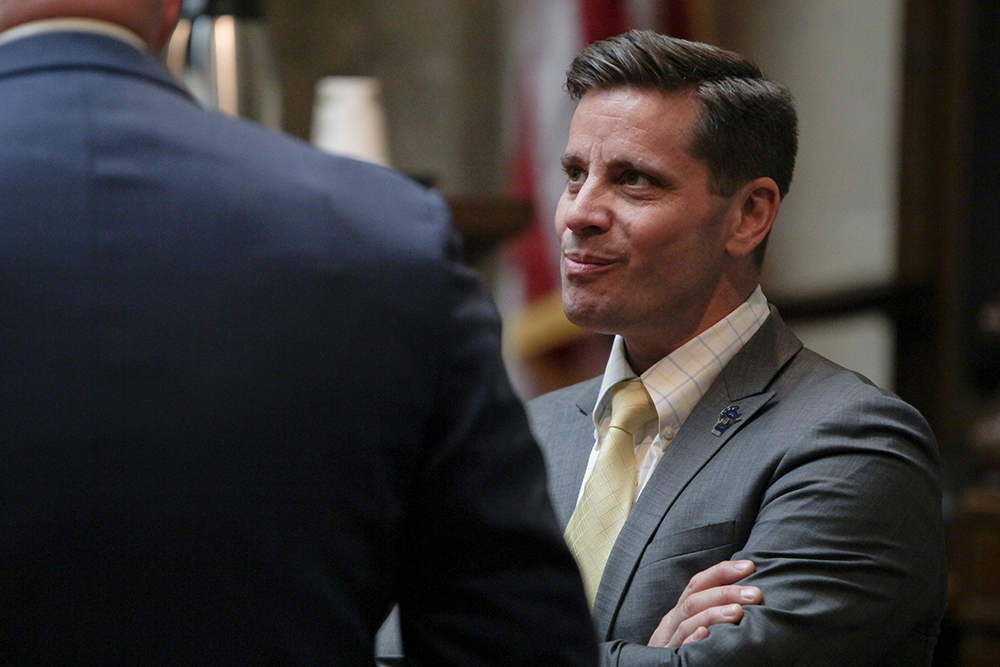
top-left (0, 29), bottom-right (193, 104)
top-left (575, 307), bottom-right (801, 417)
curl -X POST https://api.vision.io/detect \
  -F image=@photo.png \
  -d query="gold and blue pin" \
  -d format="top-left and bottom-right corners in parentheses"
top-left (712, 405), bottom-right (742, 436)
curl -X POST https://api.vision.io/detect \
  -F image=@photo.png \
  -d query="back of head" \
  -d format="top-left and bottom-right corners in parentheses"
top-left (566, 30), bottom-right (798, 200)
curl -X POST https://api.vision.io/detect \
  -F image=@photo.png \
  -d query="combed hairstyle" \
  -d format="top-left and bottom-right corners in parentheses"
top-left (566, 30), bottom-right (797, 195)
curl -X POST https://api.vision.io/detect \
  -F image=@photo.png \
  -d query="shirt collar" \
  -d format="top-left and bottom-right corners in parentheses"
top-left (0, 18), bottom-right (148, 52)
top-left (594, 286), bottom-right (770, 439)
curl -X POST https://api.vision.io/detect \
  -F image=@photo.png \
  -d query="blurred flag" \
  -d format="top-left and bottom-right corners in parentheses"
top-left (500, 0), bottom-right (716, 398)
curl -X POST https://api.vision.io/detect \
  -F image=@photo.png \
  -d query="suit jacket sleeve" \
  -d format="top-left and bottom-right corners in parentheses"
top-left (602, 381), bottom-right (944, 666)
top-left (391, 200), bottom-right (597, 667)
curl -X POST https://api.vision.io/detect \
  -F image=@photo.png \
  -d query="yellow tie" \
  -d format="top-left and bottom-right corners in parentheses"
top-left (564, 380), bottom-right (655, 607)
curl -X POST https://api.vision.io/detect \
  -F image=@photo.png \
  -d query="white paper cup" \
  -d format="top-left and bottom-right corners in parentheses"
top-left (311, 76), bottom-right (391, 166)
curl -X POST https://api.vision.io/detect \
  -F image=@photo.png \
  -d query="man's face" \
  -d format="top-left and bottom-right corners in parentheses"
top-left (555, 86), bottom-right (739, 369)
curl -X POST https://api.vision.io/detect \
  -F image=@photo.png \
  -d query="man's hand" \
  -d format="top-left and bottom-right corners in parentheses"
top-left (647, 560), bottom-right (761, 648)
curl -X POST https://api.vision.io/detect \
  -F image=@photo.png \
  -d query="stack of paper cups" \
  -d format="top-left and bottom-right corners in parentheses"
top-left (310, 76), bottom-right (391, 167)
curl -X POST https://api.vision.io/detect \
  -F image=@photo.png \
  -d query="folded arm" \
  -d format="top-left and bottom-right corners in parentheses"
top-left (599, 392), bottom-right (946, 666)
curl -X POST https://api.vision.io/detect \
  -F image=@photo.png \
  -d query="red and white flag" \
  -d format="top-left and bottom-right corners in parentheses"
top-left (501, 0), bottom-right (715, 398)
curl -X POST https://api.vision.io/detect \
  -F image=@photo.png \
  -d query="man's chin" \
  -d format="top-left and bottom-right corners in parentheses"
top-left (562, 298), bottom-right (617, 336)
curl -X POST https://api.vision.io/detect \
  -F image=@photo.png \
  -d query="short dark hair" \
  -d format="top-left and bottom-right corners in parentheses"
top-left (566, 29), bottom-right (798, 202)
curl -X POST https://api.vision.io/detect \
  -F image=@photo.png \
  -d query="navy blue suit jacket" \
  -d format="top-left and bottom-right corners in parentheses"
top-left (0, 31), bottom-right (595, 666)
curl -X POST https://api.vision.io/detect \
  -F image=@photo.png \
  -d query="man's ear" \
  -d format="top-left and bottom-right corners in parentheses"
top-left (154, 0), bottom-right (183, 53)
top-left (725, 177), bottom-right (781, 259)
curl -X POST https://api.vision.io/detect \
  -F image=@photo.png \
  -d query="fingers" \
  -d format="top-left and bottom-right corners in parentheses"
top-left (675, 607), bottom-right (739, 647)
top-left (647, 560), bottom-right (761, 648)
top-left (681, 625), bottom-right (709, 645)
top-left (666, 601), bottom-right (745, 647)
top-left (680, 583), bottom-right (762, 620)
top-left (681, 560), bottom-right (755, 598)
top-left (654, 584), bottom-right (761, 647)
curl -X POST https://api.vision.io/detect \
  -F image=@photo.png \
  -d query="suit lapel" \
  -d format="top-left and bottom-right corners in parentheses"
top-left (592, 309), bottom-right (803, 638)
top-left (545, 379), bottom-right (602, 527)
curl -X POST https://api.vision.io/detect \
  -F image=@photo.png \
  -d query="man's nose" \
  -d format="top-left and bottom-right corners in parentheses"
top-left (560, 180), bottom-right (613, 236)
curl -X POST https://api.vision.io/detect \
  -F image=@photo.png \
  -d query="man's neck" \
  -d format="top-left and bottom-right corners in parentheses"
top-left (622, 283), bottom-right (763, 375)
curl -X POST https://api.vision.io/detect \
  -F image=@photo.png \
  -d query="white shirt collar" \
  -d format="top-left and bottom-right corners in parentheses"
top-left (0, 18), bottom-right (148, 52)
top-left (594, 286), bottom-right (771, 439)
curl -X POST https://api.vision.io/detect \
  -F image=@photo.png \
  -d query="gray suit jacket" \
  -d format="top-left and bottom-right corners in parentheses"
top-left (527, 310), bottom-right (946, 666)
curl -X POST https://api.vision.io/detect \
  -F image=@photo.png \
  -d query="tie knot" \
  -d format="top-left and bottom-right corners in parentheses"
top-left (608, 380), bottom-right (655, 436)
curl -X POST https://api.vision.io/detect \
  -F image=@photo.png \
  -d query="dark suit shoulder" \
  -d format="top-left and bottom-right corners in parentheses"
top-left (199, 116), bottom-right (453, 264)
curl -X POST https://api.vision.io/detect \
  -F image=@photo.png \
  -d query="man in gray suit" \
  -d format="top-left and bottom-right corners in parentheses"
top-left (527, 30), bottom-right (946, 666)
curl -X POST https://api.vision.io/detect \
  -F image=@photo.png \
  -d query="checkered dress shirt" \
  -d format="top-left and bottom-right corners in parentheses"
top-left (578, 287), bottom-right (771, 503)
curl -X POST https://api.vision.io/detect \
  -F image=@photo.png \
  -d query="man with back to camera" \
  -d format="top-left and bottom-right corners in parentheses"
top-left (526, 30), bottom-right (946, 665)
top-left (0, 1), bottom-right (599, 664)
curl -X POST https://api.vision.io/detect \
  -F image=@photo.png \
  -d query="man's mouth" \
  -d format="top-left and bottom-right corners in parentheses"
top-left (562, 250), bottom-right (619, 277)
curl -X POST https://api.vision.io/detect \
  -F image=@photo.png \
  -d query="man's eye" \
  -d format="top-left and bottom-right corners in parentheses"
top-left (623, 172), bottom-right (650, 186)
top-left (566, 167), bottom-right (585, 183)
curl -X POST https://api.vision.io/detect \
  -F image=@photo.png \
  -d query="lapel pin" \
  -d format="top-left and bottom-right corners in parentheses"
top-left (712, 405), bottom-right (742, 436)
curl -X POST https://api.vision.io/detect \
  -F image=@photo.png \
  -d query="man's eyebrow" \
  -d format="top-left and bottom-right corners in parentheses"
top-left (606, 158), bottom-right (652, 174)
top-left (560, 153), bottom-right (583, 168)
top-left (559, 155), bottom-right (654, 171)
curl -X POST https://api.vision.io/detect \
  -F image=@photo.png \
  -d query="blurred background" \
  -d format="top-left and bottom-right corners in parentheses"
top-left (168, 0), bottom-right (997, 664)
